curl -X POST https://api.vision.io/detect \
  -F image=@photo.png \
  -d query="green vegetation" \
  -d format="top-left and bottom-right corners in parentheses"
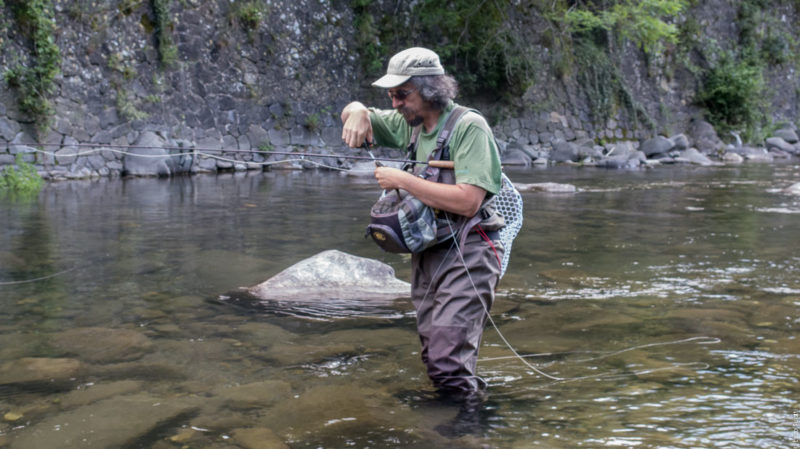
top-left (696, 56), bottom-right (766, 141)
top-left (304, 113), bottom-right (320, 131)
top-left (151, 0), bottom-right (177, 67)
top-left (562, 0), bottom-right (687, 54)
top-left (0, 154), bottom-right (44, 194)
top-left (3, 0), bottom-right (61, 134)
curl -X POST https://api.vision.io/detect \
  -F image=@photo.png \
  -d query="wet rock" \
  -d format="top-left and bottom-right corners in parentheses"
top-left (231, 427), bottom-right (288, 449)
top-left (514, 182), bottom-right (577, 193)
top-left (765, 137), bottom-right (796, 154)
top-left (640, 136), bottom-right (674, 157)
top-left (263, 342), bottom-right (359, 365)
top-left (8, 394), bottom-right (199, 449)
top-left (123, 131), bottom-right (182, 176)
top-left (502, 148), bottom-right (533, 167)
top-left (674, 148), bottom-right (719, 166)
top-left (550, 140), bottom-right (579, 162)
top-left (247, 250), bottom-right (410, 301)
top-left (259, 385), bottom-right (390, 434)
top-left (773, 127), bottom-right (799, 144)
top-left (50, 327), bottom-right (154, 363)
top-left (212, 381), bottom-right (292, 409)
top-left (721, 152), bottom-right (744, 164)
top-left (688, 119), bottom-right (724, 153)
top-left (670, 133), bottom-right (690, 151)
top-left (0, 357), bottom-right (82, 385)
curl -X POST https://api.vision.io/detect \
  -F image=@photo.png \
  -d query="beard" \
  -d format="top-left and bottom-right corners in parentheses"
top-left (399, 107), bottom-right (423, 127)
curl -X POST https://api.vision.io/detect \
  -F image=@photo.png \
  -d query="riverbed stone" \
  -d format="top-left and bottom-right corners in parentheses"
top-left (247, 250), bottom-right (410, 301)
top-left (231, 427), bottom-right (288, 449)
top-left (0, 357), bottom-right (82, 385)
top-left (212, 381), bottom-right (292, 409)
top-left (50, 327), bottom-right (154, 363)
top-left (688, 119), bottom-right (724, 153)
top-left (7, 394), bottom-right (199, 449)
top-left (58, 380), bottom-right (145, 408)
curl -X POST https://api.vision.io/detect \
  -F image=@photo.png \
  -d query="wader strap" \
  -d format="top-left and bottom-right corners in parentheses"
top-left (431, 106), bottom-right (469, 162)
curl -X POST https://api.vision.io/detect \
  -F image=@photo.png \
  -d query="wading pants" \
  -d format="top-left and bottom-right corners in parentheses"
top-left (411, 231), bottom-right (503, 393)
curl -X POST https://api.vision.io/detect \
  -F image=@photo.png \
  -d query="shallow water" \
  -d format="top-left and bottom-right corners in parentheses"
top-left (1, 163), bottom-right (799, 448)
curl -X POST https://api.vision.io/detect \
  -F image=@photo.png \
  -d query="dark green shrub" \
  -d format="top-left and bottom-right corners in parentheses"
top-left (696, 55), bottom-right (765, 139)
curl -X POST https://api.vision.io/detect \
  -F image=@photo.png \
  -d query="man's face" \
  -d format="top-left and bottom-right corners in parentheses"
top-left (388, 83), bottom-right (424, 127)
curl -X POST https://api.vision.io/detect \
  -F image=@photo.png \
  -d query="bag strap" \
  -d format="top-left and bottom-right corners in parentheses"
top-left (406, 105), bottom-right (470, 164)
top-left (431, 105), bottom-right (469, 162)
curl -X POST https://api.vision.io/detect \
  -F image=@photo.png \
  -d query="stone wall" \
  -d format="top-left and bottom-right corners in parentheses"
top-left (0, 0), bottom-right (798, 179)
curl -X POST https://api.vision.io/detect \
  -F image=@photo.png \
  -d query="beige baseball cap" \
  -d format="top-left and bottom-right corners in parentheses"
top-left (372, 47), bottom-right (445, 88)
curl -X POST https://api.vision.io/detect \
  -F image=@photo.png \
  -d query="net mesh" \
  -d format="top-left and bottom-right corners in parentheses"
top-left (495, 173), bottom-right (523, 277)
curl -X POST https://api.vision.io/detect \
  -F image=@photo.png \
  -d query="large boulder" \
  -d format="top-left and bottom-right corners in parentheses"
top-left (247, 250), bottom-right (410, 301)
top-left (123, 131), bottom-right (175, 176)
top-left (688, 119), bottom-right (724, 153)
top-left (773, 127), bottom-right (799, 144)
top-left (640, 136), bottom-right (674, 157)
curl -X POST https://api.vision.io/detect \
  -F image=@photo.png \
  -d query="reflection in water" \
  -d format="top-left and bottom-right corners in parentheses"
top-left (0, 164), bottom-right (799, 448)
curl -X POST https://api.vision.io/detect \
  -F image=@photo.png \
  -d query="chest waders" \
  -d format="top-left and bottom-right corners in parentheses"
top-left (405, 106), bottom-right (509, 395)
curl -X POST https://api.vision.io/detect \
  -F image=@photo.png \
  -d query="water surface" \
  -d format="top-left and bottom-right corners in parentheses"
top-left (1, 164), bottom-right (798, 448)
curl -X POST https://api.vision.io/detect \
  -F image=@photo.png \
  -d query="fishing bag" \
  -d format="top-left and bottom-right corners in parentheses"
top-left (366, 106), bottom-right (523, 277)
top-left (366, 107), bottom-right (469, 254)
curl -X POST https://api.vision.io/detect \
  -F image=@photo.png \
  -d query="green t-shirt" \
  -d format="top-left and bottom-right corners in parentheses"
top-left (368, 101), bottom-right (502, 195)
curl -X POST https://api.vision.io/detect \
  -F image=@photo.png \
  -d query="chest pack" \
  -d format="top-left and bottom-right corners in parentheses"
top-left (366, 107), bottom-right (524, 276)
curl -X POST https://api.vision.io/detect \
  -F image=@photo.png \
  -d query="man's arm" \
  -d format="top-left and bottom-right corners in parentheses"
top-left (341, 102), bottom-right (373, 148)
top-left (374, 167), bottom-right (485, 217)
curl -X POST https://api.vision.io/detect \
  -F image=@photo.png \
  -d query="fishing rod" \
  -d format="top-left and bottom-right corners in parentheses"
top-left (7, 142), bottom-right (456, 169)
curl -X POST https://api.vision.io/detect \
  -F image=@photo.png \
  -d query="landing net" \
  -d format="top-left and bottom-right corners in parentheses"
top-left (495, 173), bottom-right (523, 277)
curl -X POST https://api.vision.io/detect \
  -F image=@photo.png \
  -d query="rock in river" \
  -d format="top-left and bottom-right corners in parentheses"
top-left (247, 250), bottom-right (410, 302)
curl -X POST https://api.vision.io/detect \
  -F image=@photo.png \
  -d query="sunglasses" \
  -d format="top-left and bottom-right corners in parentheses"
top-left (388, 88), bottom-right (416, 101)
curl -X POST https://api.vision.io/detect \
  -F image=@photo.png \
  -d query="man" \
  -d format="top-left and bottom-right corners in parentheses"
top-left (341, 47), bottom-right (504, 396)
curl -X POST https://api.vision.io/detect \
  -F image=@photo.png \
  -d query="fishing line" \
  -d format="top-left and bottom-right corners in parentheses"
top-left (437, 213), bottom-right (721, 383)
top-left (479, 336), bottom-right (721, 363)
top-left (0, 266), bottom-right (78, 286)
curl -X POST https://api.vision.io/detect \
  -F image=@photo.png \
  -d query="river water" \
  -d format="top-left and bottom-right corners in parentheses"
top-left (1, 163), bottom-right (799, 448)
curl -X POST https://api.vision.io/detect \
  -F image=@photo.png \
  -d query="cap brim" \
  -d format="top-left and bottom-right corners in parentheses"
top-left (371, 74), bottom-right (411, 89)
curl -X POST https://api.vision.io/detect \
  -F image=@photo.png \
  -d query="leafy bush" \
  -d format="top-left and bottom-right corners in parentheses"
top-left (4, 0), bottom-right (61, 133)
top-left (563, 0), bottom-right (688, 54)
top-left (0, 154), bottom-right (44, 194)
top-left (696, 55), bottom-right (766, 139)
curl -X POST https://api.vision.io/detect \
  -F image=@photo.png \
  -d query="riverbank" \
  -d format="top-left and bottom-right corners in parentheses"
top-left (3, 116), bottom-right (799, 181)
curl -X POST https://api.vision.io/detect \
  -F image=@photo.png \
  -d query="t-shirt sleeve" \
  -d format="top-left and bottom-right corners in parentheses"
top-left (368, 108), bottom-right (412, 150)
top-left (449, 113), bottom-right (503, 195)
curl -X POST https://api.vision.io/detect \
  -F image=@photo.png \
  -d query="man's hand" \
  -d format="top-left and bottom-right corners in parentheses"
top-left (375, 166), bottom-right (486, 217)
top-left (374, 166), bottom-right (414, 191)
top-left (341, 102), bottom-right (373, 148)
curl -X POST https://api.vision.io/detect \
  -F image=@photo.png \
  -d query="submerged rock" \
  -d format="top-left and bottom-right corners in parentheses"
top-left (0, 357), bottom-right (82, 385)
top-left (50, 327), bottom-right (154, 363)
top-left (8, 394), bottom-right (199, 449)
top-left (248, 250), bottom-right (410, 301)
